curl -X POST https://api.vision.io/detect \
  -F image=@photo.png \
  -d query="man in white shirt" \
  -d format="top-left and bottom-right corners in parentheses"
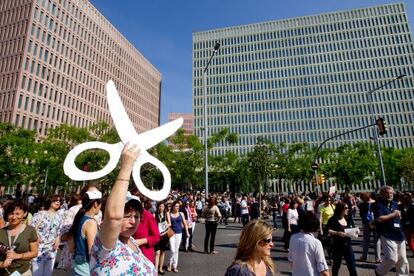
top-left (289, 212), bottom-right (330, 276)
top-left (240, 196), bottom-right (249, 226)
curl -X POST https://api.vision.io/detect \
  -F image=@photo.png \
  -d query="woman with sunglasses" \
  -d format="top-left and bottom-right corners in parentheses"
top-left (69, 188), bottom-right (102, 275)
top-left (0, 201), bottom-right (38, 275)
top-left (318, 195), bottom-right (335, 264)
top-left (226, 220), bottom-right (276, 276)
top-left (89, 144), bottom-right (155, 275)
top-left (326, 202), bottom-right (357, 276)
top-left (30, 195), bottom-right (64, 276)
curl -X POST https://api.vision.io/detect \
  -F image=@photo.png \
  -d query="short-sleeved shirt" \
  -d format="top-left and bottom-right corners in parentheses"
top-left (319, 204), bottom-right (334, 226)
top-left (90, 235), bottom-right (156, 275)
top-left (374, 199), bottom-right (404, 241)
top-left (0, 225), bottom-right (38, 275)
top-left (288, 232), bottom-right (329, 276)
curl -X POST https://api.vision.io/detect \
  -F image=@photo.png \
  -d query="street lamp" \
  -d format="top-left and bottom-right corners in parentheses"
top-left (367, 74), bottom-right (405, 186)
top-left (203, 41), bottom-right (220, 198)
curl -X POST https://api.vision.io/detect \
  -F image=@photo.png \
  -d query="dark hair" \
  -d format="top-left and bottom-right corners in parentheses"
top-left (4, 200), bottom-right (28, 219)
top-left (45, 194), bottom-right (61, 210)
top-left (208, 196), bottom-right (217, 207)
top-left (124, 199), bottom-right (143, 215)
top-left (333, 202), bottom-right (346, 218)
top-left (69, 192), bottom-right (101, 237)
top-left (299, 212), bottom-right (319, 232)
top-left (68, 194), bottom-right (81, 209)
top-left (289, 200), bottom-right (297, 209)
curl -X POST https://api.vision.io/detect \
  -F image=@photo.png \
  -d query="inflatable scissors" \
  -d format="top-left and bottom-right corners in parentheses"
top-left (63, 80), bottom-right (183, 201)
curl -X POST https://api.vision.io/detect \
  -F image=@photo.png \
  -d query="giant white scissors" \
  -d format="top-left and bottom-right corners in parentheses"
top-left (63, 80), bottom-right (183, 201)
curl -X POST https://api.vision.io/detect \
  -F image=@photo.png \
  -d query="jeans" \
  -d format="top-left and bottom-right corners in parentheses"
top-left (376, 236), bottom-right (410, 275)
top-left (204, 221), bottom-right (218, 253)
top-left (241, 214), bottom-right (249, 226)
top-left (168, 233), bottom-right (182, 269)
top-left (332, 243), bottom-right (357, 276)
top-left (272, 211), bottom-right (278, 228)
top-left (361, 222), bottom-right (381, 261)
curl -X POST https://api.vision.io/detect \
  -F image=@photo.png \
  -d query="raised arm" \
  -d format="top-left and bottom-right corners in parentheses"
top-left (99, 144), bottom-right (140, 249)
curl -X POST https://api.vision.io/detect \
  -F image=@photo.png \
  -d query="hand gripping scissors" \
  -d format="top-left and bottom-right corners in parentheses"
top-left (63, 80), bottom-right (183, 201)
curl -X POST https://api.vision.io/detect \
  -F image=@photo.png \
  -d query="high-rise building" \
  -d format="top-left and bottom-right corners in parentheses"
top-left (193, 3), bottom-right (414, 156)
top-left (0, 0), bottom-right (161, 136)
top-left (168, 112), bottom-right (193, 136)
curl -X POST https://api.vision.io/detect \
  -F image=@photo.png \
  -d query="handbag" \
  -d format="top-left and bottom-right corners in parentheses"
top-left (166, 227), bottom-right (174, 239)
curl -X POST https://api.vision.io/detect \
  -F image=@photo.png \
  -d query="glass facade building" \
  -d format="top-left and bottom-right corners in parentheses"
top-left (193, 3), bottom-right (414, 156)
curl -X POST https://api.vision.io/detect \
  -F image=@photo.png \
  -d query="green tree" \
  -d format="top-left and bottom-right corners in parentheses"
top-left (400, 148), bottom-right (414, 190)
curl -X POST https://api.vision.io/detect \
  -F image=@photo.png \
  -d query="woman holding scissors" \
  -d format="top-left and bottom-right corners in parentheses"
top-left (89, 144), bottom-right (156, 275)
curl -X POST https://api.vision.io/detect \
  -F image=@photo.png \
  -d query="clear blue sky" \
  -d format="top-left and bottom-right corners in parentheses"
top-left (89, 0), bottom-right (414, 124)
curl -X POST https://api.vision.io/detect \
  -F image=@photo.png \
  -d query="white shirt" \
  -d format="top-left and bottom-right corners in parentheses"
top-left (240, 200), bottom-right (249, 215)
top-left (287, 209), bottom-right (299, 225)
top-left (288, 232), bottom-right (329, 276)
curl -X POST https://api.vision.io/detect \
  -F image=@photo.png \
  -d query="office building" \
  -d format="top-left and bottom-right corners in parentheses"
top-left (193, 3), bottom-right (414, 155)
top-left (168, 112), bottom-right (193, 136)
top-left (0, 0), bottom-right (161, 136)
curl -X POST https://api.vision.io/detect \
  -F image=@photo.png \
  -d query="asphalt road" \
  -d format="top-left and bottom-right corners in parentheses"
top-left (53, 217), bottom-right (414, 275)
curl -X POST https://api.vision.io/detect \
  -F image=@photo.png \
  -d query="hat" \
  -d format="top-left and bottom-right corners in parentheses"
top-left (86, 190), bottom-right (102, 200)
top-left (126, 191), bottom-right (140, 203)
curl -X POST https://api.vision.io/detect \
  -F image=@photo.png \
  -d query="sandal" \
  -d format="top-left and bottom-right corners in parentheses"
top-left (166, 266), bottom-right (172, 272)
top-left (173, 268), bottom-right (179, 273)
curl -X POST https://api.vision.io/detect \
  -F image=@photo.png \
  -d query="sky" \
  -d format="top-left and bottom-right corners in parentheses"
top-left (88, 0), bottom-right (414, 124)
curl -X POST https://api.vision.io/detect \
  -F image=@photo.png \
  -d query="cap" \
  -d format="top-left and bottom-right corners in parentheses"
top-left (126, 191), bottom-right (140, 203)
top-left (86, 190), bottom-right (102, 200)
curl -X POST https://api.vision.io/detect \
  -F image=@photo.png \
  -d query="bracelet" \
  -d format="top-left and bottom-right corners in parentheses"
top-left (116, 178), bottom-right (130, 182)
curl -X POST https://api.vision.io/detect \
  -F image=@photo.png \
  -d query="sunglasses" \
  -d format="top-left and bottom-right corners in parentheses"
top-left (260, 238), bottom-right (272, 244)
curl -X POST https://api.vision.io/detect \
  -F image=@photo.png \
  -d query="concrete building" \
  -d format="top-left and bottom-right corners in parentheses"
top-left (0, 0), bottom-right (161, 136)
top-left (193, 3), bottom-right (414, 156)
top-left (168, 112), bottom-right (193, 136)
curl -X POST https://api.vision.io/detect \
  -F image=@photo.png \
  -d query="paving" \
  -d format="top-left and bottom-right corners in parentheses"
top-left (53, 217), bottom-right (414, 276)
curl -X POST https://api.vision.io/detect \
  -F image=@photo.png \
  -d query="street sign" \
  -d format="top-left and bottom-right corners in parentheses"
top-left (311, 163), bottom-right (319, 170)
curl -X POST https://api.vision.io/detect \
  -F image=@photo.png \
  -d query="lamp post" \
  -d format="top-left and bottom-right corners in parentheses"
top-left (366, 74), bottom-right (405, 186)
top-left (203, 42), bottom-right (220, 198)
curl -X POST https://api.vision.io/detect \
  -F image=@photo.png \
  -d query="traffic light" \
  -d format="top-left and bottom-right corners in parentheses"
top-left (320, 174), bottom-right (326, 184)
top-left (376, 117), bottom-right (387, 135)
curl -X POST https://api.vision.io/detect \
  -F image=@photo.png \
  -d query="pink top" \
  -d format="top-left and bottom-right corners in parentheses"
top-left (133, 209), bottom-right (160, 264)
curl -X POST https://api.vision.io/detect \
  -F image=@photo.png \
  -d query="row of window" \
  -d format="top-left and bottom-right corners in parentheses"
top-left (193, 4), bottom-right (405, 49)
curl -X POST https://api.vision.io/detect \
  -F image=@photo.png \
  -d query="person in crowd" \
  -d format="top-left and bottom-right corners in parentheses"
top-left (289, 212), bottom-right (330, 276)
top-left (202, 195), bottom-right (222, 254)
top-left (326, 202), bottom-right (357, 276)
top-left (187, 199), bottom-right (197, 250)
top-left (284, 200), bottom-right (300, 250)
top-left (0, 201), bottom-right (38, 275)
top-left (400, 193), bottom-right (414, 257)
top-left (167, 200), bottom-right (189, 272)
top-left (57, 193), bottom-right (82, 271)
top-left (318, 195), bottom-right (335, 264)
top-left (233, 196), bottom-right (241, 224)
top-left (240, 196), bottom-right (249, 226)
top-left (225, 219), bottom-right (275, 276)
top-left (180, 200), bottom-right (196, 251)
top-left (357, 192), bottom-right (381, 263)
top-left (304, 195), bottom-right (315, 213)
top-left (133, 196), bottom-right (160, 265)
top-left (250, 197), bottom-right (260, 220)
top-left (374, 186), bottom-right (409, 276)
top-left (344, 193), bottom-right (356, 228)
top-left (154, 202), bottom-right (170, 275)
top-left (69, 189), bottom-right (102, 275)
top-left (89, 144), bottom-right (156, 275)
top-left (195, 196), bottom-right (203, 223)
top-left (30, 195), bottom-right (64, 276)
top-left (270, 198), bottom-right (279, 229)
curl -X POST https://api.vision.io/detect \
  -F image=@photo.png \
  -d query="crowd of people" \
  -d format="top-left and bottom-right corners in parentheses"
top-left (0, 145), bottom-right (412, 275)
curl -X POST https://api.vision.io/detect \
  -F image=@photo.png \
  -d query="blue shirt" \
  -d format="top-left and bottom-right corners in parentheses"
top-left (374, 199), bottom-right (404, 241)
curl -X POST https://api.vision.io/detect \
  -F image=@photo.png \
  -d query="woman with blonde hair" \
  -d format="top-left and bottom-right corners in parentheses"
top-left (225, 220), bottom-right (275, 276)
